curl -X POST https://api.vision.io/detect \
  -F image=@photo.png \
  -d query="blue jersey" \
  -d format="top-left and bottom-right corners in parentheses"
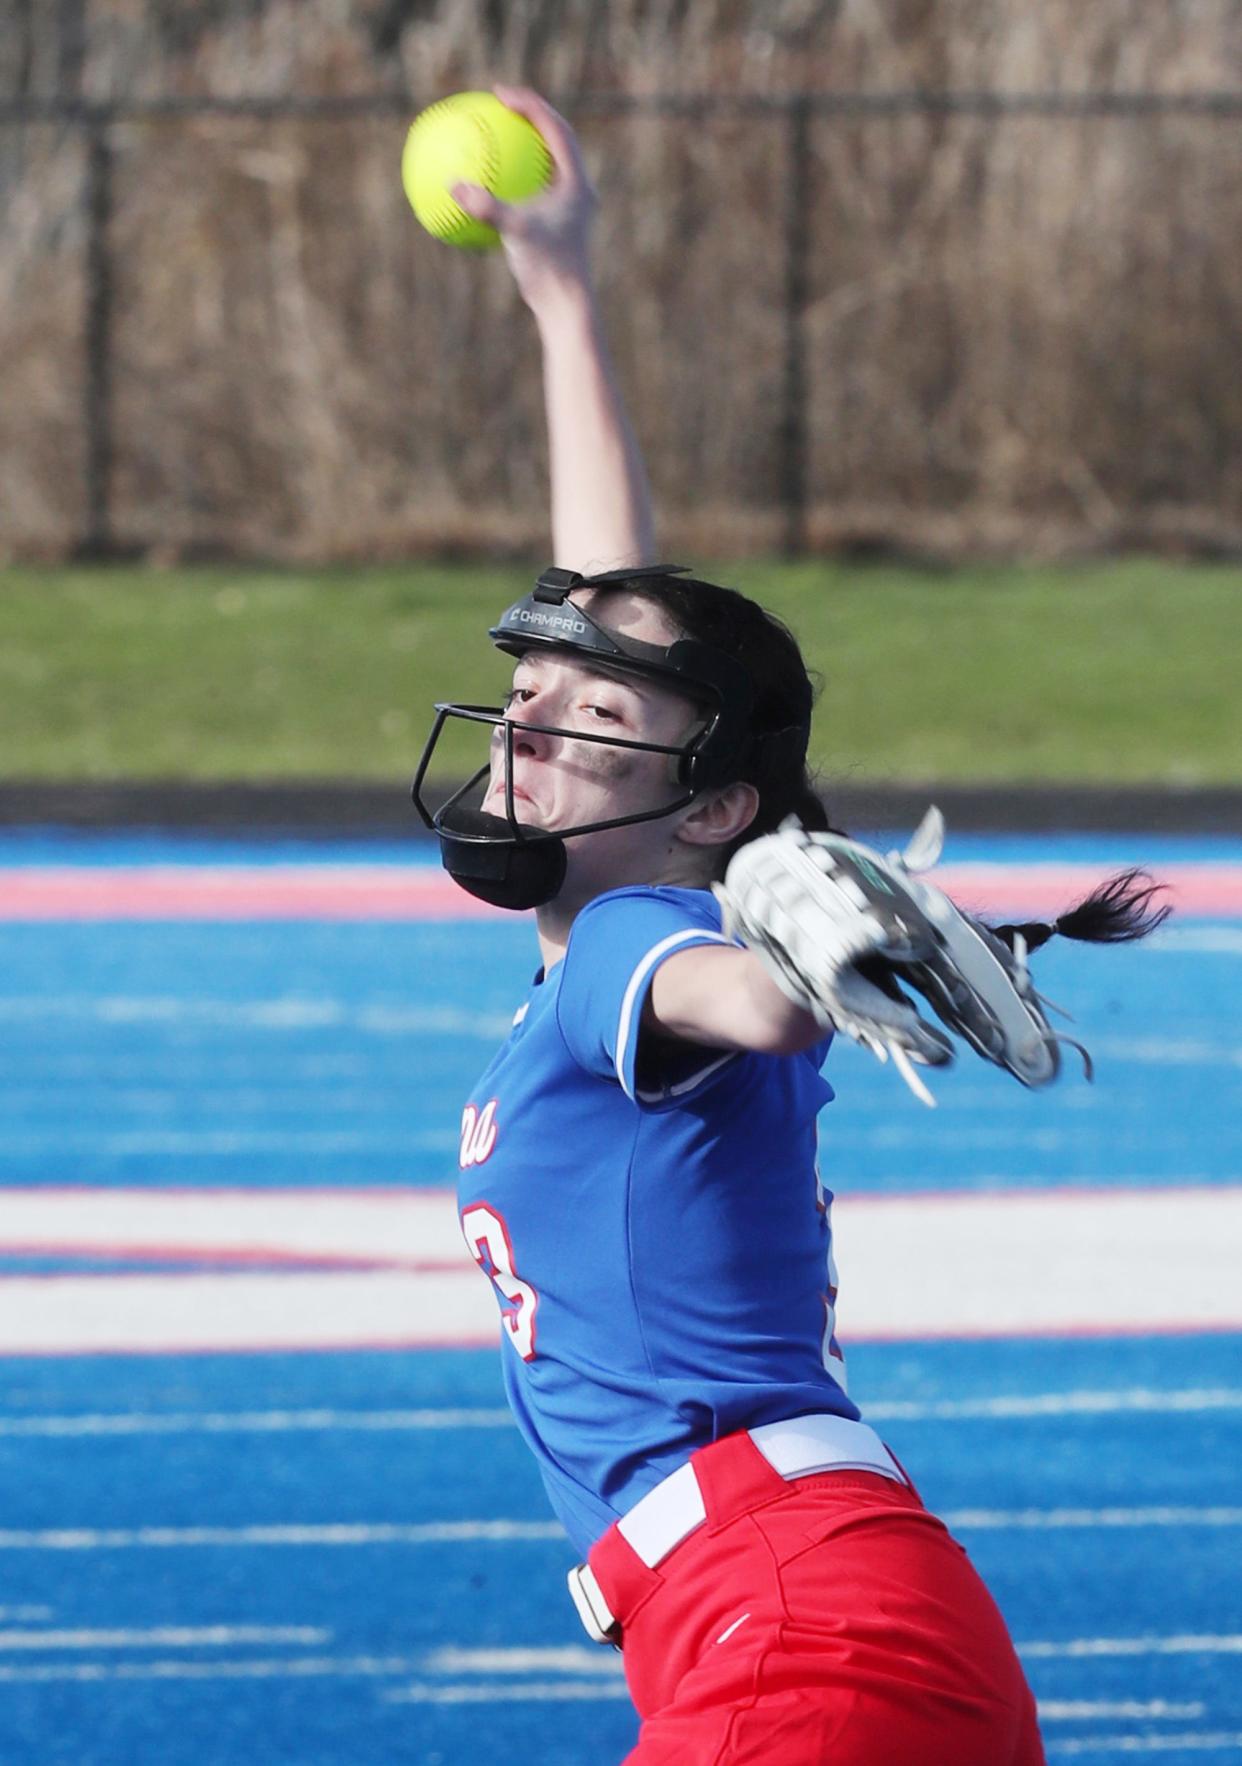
top-left (456, 884), bottom-right (857, 1557)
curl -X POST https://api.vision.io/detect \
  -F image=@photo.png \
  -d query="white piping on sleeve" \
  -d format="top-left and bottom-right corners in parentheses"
top-left (614, 929), bottom-right (733, 1100)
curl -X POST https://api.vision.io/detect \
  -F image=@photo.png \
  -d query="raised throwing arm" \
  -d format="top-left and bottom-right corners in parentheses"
top-left (452, 86), bottom-right (656, 573)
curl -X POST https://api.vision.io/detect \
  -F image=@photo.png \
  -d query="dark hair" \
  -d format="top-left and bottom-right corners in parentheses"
top-left (618, 571), bottom-right (834, 871)
top-left (992, 867), bottom-right (1172, 954)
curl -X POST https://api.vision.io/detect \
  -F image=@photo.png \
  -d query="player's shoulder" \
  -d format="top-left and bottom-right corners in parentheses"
top-left (569, 884), bottom-right (724, 944)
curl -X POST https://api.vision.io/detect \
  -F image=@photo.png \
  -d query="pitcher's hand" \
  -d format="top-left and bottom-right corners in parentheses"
top-left (453, 86), bottom-right (597, 309)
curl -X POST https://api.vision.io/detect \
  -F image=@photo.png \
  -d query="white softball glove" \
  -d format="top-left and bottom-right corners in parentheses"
top-left (713, 808), bottom-right (1071, 1106)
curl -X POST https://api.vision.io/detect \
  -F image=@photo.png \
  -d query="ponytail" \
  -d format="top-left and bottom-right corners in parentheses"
top-left (992, 868), bottom-right (1172, 955)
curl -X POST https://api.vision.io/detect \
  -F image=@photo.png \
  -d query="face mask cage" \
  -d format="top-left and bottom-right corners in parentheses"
top-left (410, 698), bottom-right (720, 850)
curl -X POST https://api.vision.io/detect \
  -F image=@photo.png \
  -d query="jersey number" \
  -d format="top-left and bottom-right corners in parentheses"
top-left (460, 1203), bottom-right (538, 1362)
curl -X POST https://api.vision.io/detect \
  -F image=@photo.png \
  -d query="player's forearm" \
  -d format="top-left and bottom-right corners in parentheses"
top-left (532, 278), bottom-right (657, 574)
top-left (644, 943), bottom-right (825, 1057)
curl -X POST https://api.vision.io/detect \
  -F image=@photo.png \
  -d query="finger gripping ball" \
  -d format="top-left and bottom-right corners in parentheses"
top-left (402, 91), bottom-right (553, 249)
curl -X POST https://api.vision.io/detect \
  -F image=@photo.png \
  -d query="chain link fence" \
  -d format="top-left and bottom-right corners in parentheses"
top-left (3, 87), bottom-right (1241, 562)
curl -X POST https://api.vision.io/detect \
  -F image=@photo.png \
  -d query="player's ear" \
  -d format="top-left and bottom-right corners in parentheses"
top-left (676, 782), bottom-right (759, 849)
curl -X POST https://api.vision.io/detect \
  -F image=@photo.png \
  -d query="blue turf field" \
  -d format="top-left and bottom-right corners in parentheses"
top-left (0, 830), bottom-right (1239, 1764)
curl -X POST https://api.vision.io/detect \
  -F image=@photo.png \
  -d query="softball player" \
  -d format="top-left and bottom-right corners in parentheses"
top-left (416, 89), bottom-right (1165, 1765)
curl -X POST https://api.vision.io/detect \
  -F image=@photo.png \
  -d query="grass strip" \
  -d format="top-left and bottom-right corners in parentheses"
top-left (1, 560), bottom-right (1237, 785)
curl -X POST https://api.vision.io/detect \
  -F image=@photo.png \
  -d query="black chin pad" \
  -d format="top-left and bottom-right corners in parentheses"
top-left (436, 806), bottom-right (567, 911)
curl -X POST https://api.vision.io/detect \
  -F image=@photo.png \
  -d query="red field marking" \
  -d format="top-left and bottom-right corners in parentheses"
top-left (0, 863), bottom-right (1236, 920)
top-left (0, 867), bottom-right (497, 921)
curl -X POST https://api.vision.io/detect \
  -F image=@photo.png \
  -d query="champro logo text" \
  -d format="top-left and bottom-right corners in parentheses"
top-left (511, 609), bottom-right (589, 634)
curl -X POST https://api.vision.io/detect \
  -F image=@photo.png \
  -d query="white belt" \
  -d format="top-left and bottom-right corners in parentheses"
top-left (568, 1414), bottom-right (906, 1645)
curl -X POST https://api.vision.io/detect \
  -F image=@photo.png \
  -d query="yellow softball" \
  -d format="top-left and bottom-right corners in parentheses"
top-left (401, 91), bottom-right (553, 249)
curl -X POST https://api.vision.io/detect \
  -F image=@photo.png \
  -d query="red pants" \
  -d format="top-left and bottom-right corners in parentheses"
top-left (588, 1432), bottom-right (1045, 1766)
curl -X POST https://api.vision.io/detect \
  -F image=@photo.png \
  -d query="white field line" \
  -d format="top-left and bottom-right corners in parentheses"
top-left (1021, 1635), bottom-right (1242, 1659)
top-left (386, 1690), bottom-right (1215, 1714)
top-left (0, 1131), bottom-right (458, 1158)
top-left (426, 1639), bottom-right (1242, 1676)
top-left (0, 1660), bottom-right (1228, 1726)
top-left (1048, 1736), bottom-right (1242, 1757)
top-left (0, 977), bottom-right (1181, 1038)
top-left (0, 1640), bottom-right (1233, 1697)
top-left (1090, 1036), bottom-right (1242, 1069)
top-left (0, 1071), bottom-right (457, 1099)
top-left (0, 1521), bottom-right (564, 1551)
top-left (0, 1654), bottom-right (421, 1686)
top-left (0, 1387), bottom-right (1237, 1440)
top-left (1, 1187), bottom-right (1239, 1352)
top-left (0, 996), bottom-right (511, 1038)
top-left (829, 1187), bottom-right (1242, 1340)
top-left (0, 1667), bottom-right (1215, 1714)
top-left (8, 985), bottom-right (1242, 1051)
top-left (1152, 925), bottom-right (1242, 955)
top-left (0, 1187), bottom-right (468, 1266)
top-left (0, 1625), bottom-right (327, 1651)
top-left (0, 1271), bottom-right (493, 1355)
top-left (426, 1646), bottom-right (623, 1676)
top-left (1043, 1703), bottom-right (1204, 1722)
top-left (865, 1388), bottom-right (1242, 1421)
top-left (0, 1507), bottom-right (1235, 1555)
top-left (944, 1506), bottom-right (1242, 1530)
top-left (0, 1407), bottom-right (515, 1438)
top-left (384, 1680), bottom-right (631, 1704)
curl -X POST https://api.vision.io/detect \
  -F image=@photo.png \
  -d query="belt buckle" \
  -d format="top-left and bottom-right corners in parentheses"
top-left (567, 1562), bottom-right (621, 1649)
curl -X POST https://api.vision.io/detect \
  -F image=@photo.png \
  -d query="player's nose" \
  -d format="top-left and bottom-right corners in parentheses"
top-left (500, 695), bottom-right (554, 760)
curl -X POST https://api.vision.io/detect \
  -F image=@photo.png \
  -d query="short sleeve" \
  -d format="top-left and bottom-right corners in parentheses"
top-left (554, 887), bottom-right (738, 1106)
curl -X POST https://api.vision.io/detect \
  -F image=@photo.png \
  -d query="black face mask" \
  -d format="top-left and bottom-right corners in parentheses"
top-left (411, 565), bottom-right (798, 912)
